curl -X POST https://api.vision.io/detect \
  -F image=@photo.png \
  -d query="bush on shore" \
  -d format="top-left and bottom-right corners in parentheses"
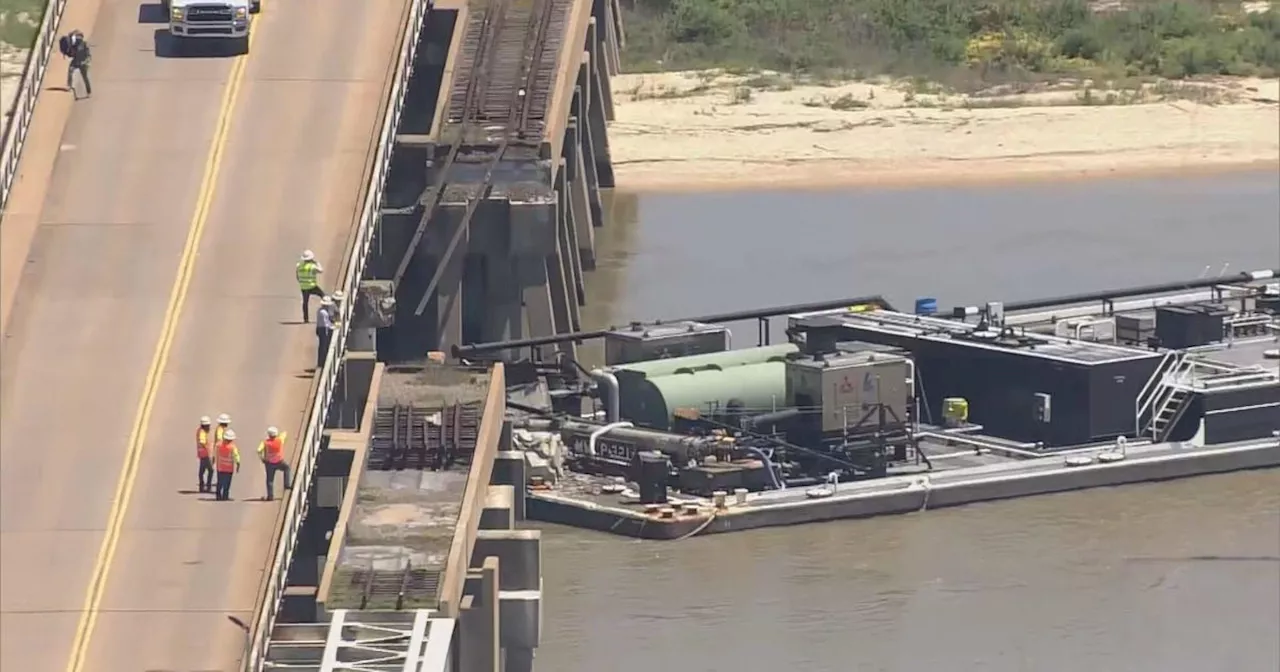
top-left (0, 0), bottom-right (45, 50)
top-left (618, 0), bottom-right (1280, 85)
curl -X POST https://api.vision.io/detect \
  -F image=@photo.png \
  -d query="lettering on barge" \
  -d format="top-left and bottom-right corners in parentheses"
top-left (569, 436), bottom-right (638, 462)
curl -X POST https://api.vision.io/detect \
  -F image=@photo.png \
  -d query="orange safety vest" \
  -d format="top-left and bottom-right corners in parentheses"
top-left (215, 441), bottom-right (239, 473)
top-left (196, 427), bottom-right (210, 459)
top-left (260, 437), bottom-right (284, 464)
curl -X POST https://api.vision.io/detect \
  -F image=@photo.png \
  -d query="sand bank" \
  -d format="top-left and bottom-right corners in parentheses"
top-left (607, 71), bottom-right (1280, 191)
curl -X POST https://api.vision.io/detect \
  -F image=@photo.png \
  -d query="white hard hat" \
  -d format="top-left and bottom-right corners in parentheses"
top-left (266, 426), bottom-right (279, 438)
top-left (223, 429), bottom-right (237, 441)
top-left (331, 290), bottom-right (345, 301)
top-left (301, 250), bottom-right (315, 262)
top-left (217, 413), bottom-right (231, 424)
top-left (200, 416), bottom-right (211, 426)
top-left (320, 296), bottom-right (334, 305)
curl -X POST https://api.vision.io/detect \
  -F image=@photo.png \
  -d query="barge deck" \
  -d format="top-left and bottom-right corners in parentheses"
top-left (477, 270), bottom-right (1280, 539)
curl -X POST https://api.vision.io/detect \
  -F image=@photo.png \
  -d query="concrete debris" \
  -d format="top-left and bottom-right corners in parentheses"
top-left (357, 280), bottom-right (396, 328)
top-left (512, 429), bottom-right (565, 483)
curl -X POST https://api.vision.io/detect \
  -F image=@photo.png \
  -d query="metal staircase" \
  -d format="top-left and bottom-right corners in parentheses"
top-left (1135, 351), bottom-right (1192, 442)
top-left (1150, 386), bottom-right (1193, 442)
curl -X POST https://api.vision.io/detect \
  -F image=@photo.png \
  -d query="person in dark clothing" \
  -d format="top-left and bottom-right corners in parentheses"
top-left (59, 30), bottom-right (92, 99)
top-left (315, 296), bottom-right (335, 370)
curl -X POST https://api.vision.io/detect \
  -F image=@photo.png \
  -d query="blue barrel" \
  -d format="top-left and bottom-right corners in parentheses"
top-left (914, 297), bottom-right (938, 316)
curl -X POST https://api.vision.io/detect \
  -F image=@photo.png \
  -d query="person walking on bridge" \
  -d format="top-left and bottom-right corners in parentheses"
top-left (257, 426), bottom-right (292, 501)
top-left (296, 250), bottom-right (327, 323)
top-left (196, 416), bottom-right (215, 493)
top-left (58, 29), bottom-right (92, 99)
top-left (214, 429), bottom-right (241, 501)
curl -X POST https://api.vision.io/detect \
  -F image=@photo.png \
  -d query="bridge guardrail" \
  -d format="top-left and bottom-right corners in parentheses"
top-left (243, 0), bottom-right (430, 667)
top-left (1, 0), bottom-right (69, 214)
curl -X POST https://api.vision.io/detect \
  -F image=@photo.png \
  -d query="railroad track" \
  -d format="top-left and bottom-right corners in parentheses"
top-left (395, 0), bottom-right (569, 312)
top-left (369, 402), bottom-right (482, 471)
top-left (342, 565), bottom-right (441, 610)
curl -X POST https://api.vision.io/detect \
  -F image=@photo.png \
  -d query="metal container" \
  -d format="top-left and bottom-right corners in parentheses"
top-left (603, 320), bottom-right (729, 366)
top-left (1115, 313), bottom-right (1155, 345)
top-left (785, 350), bottom-right (911, 434)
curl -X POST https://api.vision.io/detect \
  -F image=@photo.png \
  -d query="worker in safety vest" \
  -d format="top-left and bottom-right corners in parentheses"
top-left (214, 429), bottom-right (241, 501)
top-left (257, 426), bottom-right (292, 501)
top-left (296, 250), bottom-right (327, 323)
top-left (214, 413), bottom-right (232, 442)
top-left (196, 416), bottom-right (214, 493)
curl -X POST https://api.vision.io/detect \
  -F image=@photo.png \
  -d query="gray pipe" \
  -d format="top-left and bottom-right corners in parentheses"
top-left (591, 368), bottom-right (620, 422)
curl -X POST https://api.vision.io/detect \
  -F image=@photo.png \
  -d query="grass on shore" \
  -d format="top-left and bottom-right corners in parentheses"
top-left (618, 65), bottom-right (1272, 113)
top-left (618, 0), bottom-right (1280, 91)
top-left (0, 0), bottom-right (45, 50)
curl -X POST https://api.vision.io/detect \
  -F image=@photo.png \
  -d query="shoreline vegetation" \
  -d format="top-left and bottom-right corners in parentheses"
top-left (610, 0), bottom-right (1280, 190)
top-left (1, 0), bottom-right (43, 135)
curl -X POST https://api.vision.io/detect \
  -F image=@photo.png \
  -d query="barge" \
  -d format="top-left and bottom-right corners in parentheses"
top-left (456, 269), bottom-right (1280, 539)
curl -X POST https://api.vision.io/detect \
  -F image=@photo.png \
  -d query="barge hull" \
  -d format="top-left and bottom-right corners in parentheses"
top-left (528, 439), bottom-right (1280, 540)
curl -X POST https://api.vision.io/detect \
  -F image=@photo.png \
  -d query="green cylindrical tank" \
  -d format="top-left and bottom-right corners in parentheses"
top-left (610, 344), bottom-right (798, 430)
top-left (617, 361), bottom-right (790, 430)
top-left (611, 343), bottom-right (797, 378)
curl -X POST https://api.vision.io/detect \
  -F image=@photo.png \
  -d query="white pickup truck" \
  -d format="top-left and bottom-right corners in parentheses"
top-left (162, 0), bottom-right (260, 54)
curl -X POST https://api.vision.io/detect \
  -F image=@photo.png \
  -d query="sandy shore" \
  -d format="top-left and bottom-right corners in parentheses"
top-left (607, 70), bottom-right (1280, 191)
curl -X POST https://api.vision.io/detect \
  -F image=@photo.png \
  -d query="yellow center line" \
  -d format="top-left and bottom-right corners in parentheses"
top-left (63, 24), bottom-right (263, 672)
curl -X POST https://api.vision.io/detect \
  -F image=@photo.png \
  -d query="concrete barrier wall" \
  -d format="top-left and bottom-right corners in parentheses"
top-left (439, 362), bottom-right (507, 615)
top-left (315, 357), bottom-right (386, 615)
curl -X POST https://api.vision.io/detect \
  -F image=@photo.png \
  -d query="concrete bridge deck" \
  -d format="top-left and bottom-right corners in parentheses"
top-left (0, 0), bottom-right (412, 669)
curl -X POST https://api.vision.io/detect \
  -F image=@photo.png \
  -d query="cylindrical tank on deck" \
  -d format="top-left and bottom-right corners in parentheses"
top-left (943, 397), bottom-right (969, 427)
top-left (915, 297), bottom-right (938, 316)
top-left (611, 345), bottom-right (797, 430)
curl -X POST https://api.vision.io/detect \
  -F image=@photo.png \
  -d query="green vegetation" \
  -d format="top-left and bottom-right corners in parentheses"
top-left (619, 0), bottom-right (1280, 86)
top-left (0, 0), bottom-right (45, 49)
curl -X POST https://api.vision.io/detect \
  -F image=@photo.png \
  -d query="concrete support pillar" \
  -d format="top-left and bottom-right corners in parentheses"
top-left (505, 647), bottom-right (535, 672)
top-left (587, 18), bottom-right (616, 122)
top-left (347, 327), bottom-right (376, 353)
top-left (573, 80), bottom-right (606, 229)
top-left (558, 188), bottom-right (584, 331)
top-left (586, 54), bottom-right (616, 188)
top-left (545, 192), bottom-right (578, 351)
top-left (492, 451), bottom-right (527, 521)
top-left (564, 120), bottom-right (596, 272)
top-left (483, 252), bottom-right (523, 344)
top-left (430, 203), bottom-right (468, 353)
top-left (459, 557), bottom-right (500, 672)
top-left (555, 159), bottom-right (587, 316)
top-left (516, 257), bottom-right (555, 349)
top-left (471, 530), bottom-right (541, 592)
top-left (481, 484), bottom-right (515, 531)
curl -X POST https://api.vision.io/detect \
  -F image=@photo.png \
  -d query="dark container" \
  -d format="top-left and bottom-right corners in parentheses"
top-left (1156, 306), bottom-right (1201, 349)
top-left (843, 333), bottom-right (1161, 446)
top-left (1191, 303), bottom-right (1230, 345)
top-left (636, 451), bottom-right (670, 505)
top-left (1257, 295), bottom-right (1280, 314)
top-left (1174, 384), bottom-right (1280, 444)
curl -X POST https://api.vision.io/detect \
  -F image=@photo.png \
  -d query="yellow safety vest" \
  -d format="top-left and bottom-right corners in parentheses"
top-left (296, 261), bottom-right (319, 290)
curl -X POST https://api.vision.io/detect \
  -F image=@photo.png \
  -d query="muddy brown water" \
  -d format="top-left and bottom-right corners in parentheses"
top-left (536, 171), bottom-right (1280, 672)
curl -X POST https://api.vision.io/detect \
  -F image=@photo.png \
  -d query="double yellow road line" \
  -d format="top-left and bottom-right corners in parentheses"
top-left (62, 23), bottom-right (262, 672)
